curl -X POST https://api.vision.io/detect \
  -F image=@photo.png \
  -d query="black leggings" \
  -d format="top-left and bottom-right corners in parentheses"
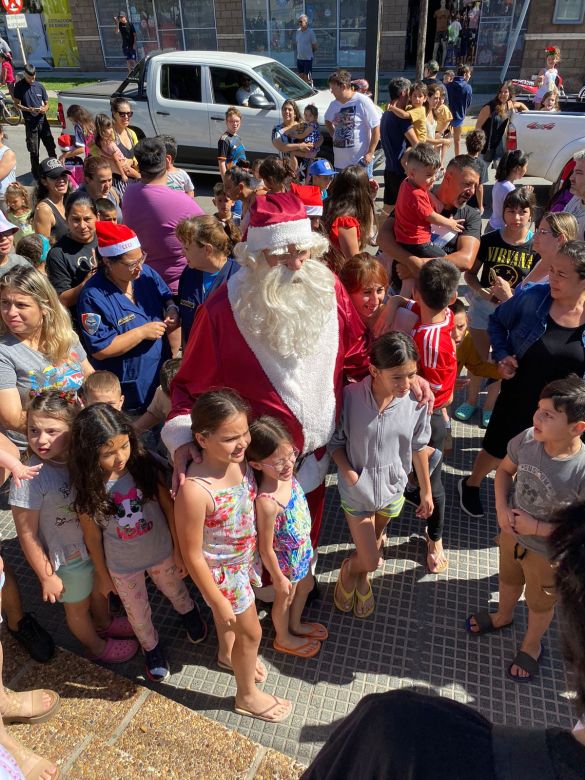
top-left (427, 412), bottom-right (446, 542)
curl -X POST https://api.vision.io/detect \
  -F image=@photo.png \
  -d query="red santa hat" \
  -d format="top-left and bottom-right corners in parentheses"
top-left (290, 182), bottom-right (323, 217)
top-left (96, 221), bottom-right (141, 257)
top-left (246, 192), bottom-right (312, 252)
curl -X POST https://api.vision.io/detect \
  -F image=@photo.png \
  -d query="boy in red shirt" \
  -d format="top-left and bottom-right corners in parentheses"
top-left (394, 142), bottom-right (464, 258)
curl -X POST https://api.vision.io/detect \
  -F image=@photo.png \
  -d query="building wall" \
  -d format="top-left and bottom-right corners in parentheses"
top-left (215, 0), bottom-right (245, 53)
top-left (380, 0), bottom-right (409, 71)
top-left (520, 0), bottom-right (585, 92)
top-left (71, 0), bottom-right (105, 71)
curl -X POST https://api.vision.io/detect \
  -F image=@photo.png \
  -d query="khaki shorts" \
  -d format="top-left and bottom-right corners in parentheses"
top-left (498, 531), bottom-right (557, 613)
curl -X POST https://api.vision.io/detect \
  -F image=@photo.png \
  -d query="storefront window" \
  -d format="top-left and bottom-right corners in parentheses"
top-left (553, 0), bottom-right (585, 23)
top-left (244, 0), bottom-right (269, 56)
top-left (0, 0), bottom-right (79, 67)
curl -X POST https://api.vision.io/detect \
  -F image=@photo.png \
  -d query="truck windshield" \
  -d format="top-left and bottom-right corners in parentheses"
top-left (253, 62), bottom-right (314, 101)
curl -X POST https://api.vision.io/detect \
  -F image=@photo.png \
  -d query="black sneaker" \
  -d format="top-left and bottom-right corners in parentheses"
top-left (458, 477), bottom-right (484, 518)
top-left (182, 606), bottom-right (208, 645)
top-left (403, 485), bottom-right (420, 507)
top-left (144, 643), bottom-right (170, 682)
top-left (7, 613), bottom-right (55, 663)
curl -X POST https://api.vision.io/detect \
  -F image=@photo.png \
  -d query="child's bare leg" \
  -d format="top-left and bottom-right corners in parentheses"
top-left (272, 582), bottom-right (318, 652)
top-left (216, 618), bottom-right (265, 683)
top-left (452, 125), bottom-right (462, 156)
top-left (232, 605), bottom-right (291, 718)
top-left (1, 563), bottom-right (24, 632)
top-left (288, 573), bottom-right (315, 634)
top-left (467, 579), bottom-right (523, 633)
top-left (64, 598), bottom-right (106, 656)
top-left (511, 606), bottom-right (554, 679)
top-left (466, 374), bottom-right (483, 406)
top-left (90, 589), bottom-right (111, 632)
top-left (343, 513), bottom-right (378, 615)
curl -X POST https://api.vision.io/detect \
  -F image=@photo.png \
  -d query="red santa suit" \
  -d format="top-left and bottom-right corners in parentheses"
top-left (163, 194), bottom-right (368, 546)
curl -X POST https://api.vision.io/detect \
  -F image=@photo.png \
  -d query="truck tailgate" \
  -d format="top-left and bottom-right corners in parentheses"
top-left (59, 81), bottom-right (121, 99)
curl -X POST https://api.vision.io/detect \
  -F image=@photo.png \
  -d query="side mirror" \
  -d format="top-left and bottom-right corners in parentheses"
top-left (248, 93), bottom-right (276, 110)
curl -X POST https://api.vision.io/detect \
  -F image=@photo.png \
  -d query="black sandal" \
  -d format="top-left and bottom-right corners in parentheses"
top-left (465, 610), bottom-right (513, 635)
top-left (507, 645), bottom-right (544, 683)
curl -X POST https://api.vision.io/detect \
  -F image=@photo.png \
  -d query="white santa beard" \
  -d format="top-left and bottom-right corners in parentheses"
top-left (228, 266), bottom-right (339, 455)
top-left (231, 258), bottom-right (336, 359)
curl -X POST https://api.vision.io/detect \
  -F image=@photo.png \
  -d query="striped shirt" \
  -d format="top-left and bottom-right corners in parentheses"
top-left (408, 301), bottom-right (457, 410)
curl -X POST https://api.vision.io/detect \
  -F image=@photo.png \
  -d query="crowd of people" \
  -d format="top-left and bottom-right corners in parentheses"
top-left (0, 54), bottom-right (583, 779)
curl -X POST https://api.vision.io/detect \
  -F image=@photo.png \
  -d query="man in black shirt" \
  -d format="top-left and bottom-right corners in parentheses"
top-left (13, 64), bottom-right (56, 182)
top-left (114, 11), bottom-right (137, 73)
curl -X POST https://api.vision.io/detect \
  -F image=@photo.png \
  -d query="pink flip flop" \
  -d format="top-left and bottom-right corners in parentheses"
top-left (88, 637), bottom-right (139, 663)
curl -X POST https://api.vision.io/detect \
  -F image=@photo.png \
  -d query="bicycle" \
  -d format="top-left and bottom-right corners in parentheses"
top-left (0, 91), bottom-right (22, 126)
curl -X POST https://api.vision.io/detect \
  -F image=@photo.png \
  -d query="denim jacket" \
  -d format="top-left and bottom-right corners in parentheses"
top-left (488, 283), bottom-right (585, 364)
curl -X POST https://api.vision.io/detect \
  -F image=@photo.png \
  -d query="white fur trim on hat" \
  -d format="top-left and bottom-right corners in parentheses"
top-left (99, 236), bottom-right (141, 257)
top-left (246, 217), bottom-right (312, 253)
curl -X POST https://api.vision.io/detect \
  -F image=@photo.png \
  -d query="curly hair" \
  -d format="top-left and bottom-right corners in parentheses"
top-left (69, 404), bottom-right (161, 526)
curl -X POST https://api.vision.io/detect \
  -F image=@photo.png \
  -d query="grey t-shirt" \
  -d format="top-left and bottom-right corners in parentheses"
top-left (103, 470), bottom-right (172, 574)
top-left (9, 456), bottom-right (87, 570)
top-left (0, 335), bottom-right (86, 448)
top-left (508, 427), bottom-right (585, 555)
top-left (296, 27), bottom-right (317, 60)
top-left (0, 254), bottom-right (29, 277)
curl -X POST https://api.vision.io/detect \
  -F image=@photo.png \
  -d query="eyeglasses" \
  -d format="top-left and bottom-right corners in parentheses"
top-left (263, 447), bottom-right (300, 471)
top-left (536, 228), bottom-right (553, 235)
top-left (118, 252), bottom-right (147, 271)
top-left (116, 111), bottom-right (133, 118)
top-left (266, 247), bottom-right (310, 265)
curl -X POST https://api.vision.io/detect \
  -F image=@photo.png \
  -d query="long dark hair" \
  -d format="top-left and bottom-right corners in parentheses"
top-left (494, 149), bottom-right (529, 183)
top-left (190, 389), bottom-right (250, 439)
top-left (246, 416), bottom-right (293, 462)
top-left (69, 404), bottom-right (160, 526)
top-left (324, 165), bottom-right (374, 251)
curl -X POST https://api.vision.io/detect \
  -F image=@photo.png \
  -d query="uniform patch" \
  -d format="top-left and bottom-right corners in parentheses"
top-left (118, 313), bottom-right (136, 325)
top-left (81, 313), bottom-right (101, 335)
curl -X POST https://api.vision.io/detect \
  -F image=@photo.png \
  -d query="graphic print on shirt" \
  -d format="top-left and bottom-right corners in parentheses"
top-left (515, 464), bottom-right (555, 515)
top-left (484, 244), bottom-right (533, 286)
top-left (55, 482), bottom-right (75, 528)
top-left (333, 105), bottom-right (356, 149)
top-left (112, 485), bottom-right (153, 541)
top-left (27, 351), bottom-right (85, 396)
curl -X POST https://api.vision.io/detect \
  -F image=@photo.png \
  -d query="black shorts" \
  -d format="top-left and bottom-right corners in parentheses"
top-left (297, 58), bottom-right (312, 75)
top-left (383, 169), bottom-right (405, 206)
top-left (482, 388), bottom-right (536, 460)
top-left (123, 45), bottom-right (137, 61)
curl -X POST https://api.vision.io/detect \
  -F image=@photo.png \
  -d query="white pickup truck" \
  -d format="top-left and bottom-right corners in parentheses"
top-left (57, 50), bottom-right (336, 174)
top-left (507, 111), bottom-right (585, 183)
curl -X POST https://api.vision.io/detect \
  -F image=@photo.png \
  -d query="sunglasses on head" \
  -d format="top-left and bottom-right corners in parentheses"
top-left (117, 110), bottom-right (133, 118)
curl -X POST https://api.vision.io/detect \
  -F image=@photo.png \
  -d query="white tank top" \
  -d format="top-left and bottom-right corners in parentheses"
top-left (0, 144), bottom-right (16, 199)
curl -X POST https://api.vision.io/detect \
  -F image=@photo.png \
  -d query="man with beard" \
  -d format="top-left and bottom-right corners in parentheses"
top-left (162, 193), bottom-right (370, 556)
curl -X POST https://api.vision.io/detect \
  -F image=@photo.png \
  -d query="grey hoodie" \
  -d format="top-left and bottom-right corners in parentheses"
top-left (328, 375), bottom-right (431, 513)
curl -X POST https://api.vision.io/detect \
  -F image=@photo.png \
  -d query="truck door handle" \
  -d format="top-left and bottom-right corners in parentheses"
top-left (211, 116), bottom-right (224, 121)
top-left (156, 111), bottom-right (170, 116)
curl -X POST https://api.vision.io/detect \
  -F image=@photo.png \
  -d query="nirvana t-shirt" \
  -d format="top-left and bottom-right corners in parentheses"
top-left (430, 200), bottom-right (482, 254)
top-left (477, 229), bottom-right (536, 289)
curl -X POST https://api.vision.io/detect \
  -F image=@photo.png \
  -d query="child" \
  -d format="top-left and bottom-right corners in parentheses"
top-left (0, 52), bottom-right (14, 96)
top-left (4, 182), bottom-right (33, 244)
top-left (465, 129), bottom-right (488, 213)
top-left (539, 90), bottom-right (560, 112)
top-left (81, 370), bottom-right (124, 409)
top-left (70, 404), bottom-right (207, 682)
top-left (435, 84), bottom-right (453, 137)
top-left (95, 197), bottom-right (118, 223)
top-left (388, 82), bottom-right (429, 143)
top-left (442, 70), bottom-right (455, 84)
top-left (488, 149), bottom-right (530, 230)
top-left (288, 104), bottom-right (322, 159)
top-left (134, 358), bottom-right (180, 434)
top-left (10, 392), bottom-right (139, 664)
top-left (212, 182), bottom-right (235, 225)
top-left (217, 106), bottom-right (246, 181)
top-left (258, 155), bottom-right (295, 193)
top-left (163, 135), bottom-right (195, 198)
top-left (175, 389), bottom-right (292, 722)
top-left (394, 143), bottom-right (464, 258)
top-left (466, 375), bottom-right (585, 681)
top-left (93, 113), bottom-right (138, 184)
top-left (247, 416), bottom-right (327, 657)
top-left (308, 158), bottom-right (337, 201)
top-left (534, 46), bottom-right (561, 109)
top-left (15, 234), bottom-right (49, 274)
top-left (249, 158), bottom-right (264, 190)
top-left (329, 332), bottom-right (433, 617)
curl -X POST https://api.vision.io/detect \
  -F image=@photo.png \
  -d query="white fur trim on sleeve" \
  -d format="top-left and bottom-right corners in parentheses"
top-left (161, 414), bottom-right (192, 460)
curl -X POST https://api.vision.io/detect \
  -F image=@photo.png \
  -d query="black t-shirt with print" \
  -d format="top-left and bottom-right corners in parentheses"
top-left (477, 229), bottom-right (536, 288)
top-left (46, 236), bottom-right (97, 300)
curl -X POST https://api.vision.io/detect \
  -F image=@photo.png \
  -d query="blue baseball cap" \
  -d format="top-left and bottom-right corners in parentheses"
top-left (308, 159), bottom-right (337, 177)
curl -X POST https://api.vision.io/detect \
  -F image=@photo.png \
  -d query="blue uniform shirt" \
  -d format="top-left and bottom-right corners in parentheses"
top-left (77, 264), bottom-right (173, 413)
top-left (178, 258), bottom-right (240, 345)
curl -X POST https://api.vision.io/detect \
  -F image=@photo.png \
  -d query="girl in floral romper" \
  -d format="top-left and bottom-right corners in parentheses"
top-left (247, 416), bottom-right (328, 658)
top-left (175, 389), bottom-right (291, 723)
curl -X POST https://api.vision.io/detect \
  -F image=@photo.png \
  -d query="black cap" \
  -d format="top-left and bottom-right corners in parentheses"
top-left (40, 157), bottom-right (72, 179)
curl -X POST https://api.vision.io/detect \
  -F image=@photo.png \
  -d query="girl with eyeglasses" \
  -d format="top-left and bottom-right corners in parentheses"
top-left (247, 416), bottom-right (326, 659)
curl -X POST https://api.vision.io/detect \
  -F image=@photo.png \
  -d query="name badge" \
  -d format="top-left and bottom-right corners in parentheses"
top-left (118, 313), bottom-right (136, 326)
top-left (180, 299), bottom-right (195, 309)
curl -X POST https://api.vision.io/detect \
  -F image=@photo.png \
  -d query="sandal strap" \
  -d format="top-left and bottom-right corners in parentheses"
top-left (1, 688), bottom-right (48, 719)
top-left (510, 650), bottom-right (540, 677)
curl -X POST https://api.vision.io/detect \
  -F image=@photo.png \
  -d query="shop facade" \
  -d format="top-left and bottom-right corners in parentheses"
top-left (0, 0), bottom-right (79, 68)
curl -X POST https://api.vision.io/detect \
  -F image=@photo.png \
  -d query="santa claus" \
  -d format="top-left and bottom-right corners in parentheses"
top-left (162, 192), bottom-right (369, 548)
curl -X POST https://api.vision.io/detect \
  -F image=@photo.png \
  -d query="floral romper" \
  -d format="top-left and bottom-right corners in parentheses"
top-left (188, 465), bottom-right (262, 615)
top-left (257, 476), bottom-right (313, 583)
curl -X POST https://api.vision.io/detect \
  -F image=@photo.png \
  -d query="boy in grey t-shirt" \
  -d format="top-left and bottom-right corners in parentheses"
top-left (466, 375), bottom-right (585, 682)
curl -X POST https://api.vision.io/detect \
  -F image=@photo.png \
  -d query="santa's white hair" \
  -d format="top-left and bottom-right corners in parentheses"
top-left (232, 232), bottom-right (336, 359)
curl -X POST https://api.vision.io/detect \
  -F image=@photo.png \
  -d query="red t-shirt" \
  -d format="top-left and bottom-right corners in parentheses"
top-left (1, 61), bottom-right (14, 85)
top-left (329, 215), bottom-right (361, 250)
top-left (408, 301), bottom-right (457, 409)
top-left (394, 179), bottom-right (434, 245)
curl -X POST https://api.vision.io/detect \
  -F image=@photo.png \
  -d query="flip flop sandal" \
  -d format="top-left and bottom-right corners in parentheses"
top-left (273, 638), bottom-right (321, 658)
top-left (507, 644), bottom-right (544, 683)
top-left (353, 582), bottom-right (375, 618)
top-left (0, 688), bottom-right (60, 725)
top-left (292, 622), bottom-right (329, 641)
top-left (87, 636), bottom-right (139, 663)
top-left (217, 657), bottom-right (268, 683)
top-left (454, 402), bottom-right (477, 421)
top-left (235, 694), bottom-right (292, 723)
top-left (465, 610), bottom-right (513, 635)
top-left (334, 558), bottom-right (355, 613)
top-left (426, 552), bottom-right (449, 574)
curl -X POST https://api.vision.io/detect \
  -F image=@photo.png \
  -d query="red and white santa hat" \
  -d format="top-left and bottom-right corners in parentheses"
top-left (290, 182), bottom-right (323, 217)
top-left (96, 221), bottom-right (141, 257)
top-left (246, 192), bottom-right (312, 252)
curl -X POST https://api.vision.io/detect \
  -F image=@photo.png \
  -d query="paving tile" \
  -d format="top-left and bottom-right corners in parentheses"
top-left (7, 714), bottom-right (87, 773)
top-left (66, 737), bottom-right (159, 779)
top-left (254, 748), bottom-right (305, 779)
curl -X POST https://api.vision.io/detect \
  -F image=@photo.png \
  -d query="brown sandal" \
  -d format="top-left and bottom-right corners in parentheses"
top-left (0, 735), bottom-right (60, 780)
top-left (0, 689), bottom-right (60, 725)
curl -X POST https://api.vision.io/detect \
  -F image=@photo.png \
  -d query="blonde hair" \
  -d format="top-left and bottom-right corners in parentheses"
top-left (81, 370), bottom-right (122, 401)
top-left (4, 182), bottom-right (31, 211)
top-left (542, 211), bottom-right (578, 242)
top-left (175, 214), bottom-right (239, 256)
top-left (0, 265), bottom-right (76, 364)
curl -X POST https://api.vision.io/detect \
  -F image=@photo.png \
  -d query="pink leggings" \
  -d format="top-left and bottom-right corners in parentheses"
top-left (110, 555), bottom-right (194, 652)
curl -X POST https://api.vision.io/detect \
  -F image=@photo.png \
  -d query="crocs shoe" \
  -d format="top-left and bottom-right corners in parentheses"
top-left (88, 637), bottom-right (139, 664)
top-left (97, 616), bottom-right (135, 639)
top-left (182, 606), bottom-right (208, 645)
top-left (144, 643), bottom-right (170, 682)
top-left (481, 410), bottom-right (492, 428)
top-left (454, 402), bottom-right (477, 421)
